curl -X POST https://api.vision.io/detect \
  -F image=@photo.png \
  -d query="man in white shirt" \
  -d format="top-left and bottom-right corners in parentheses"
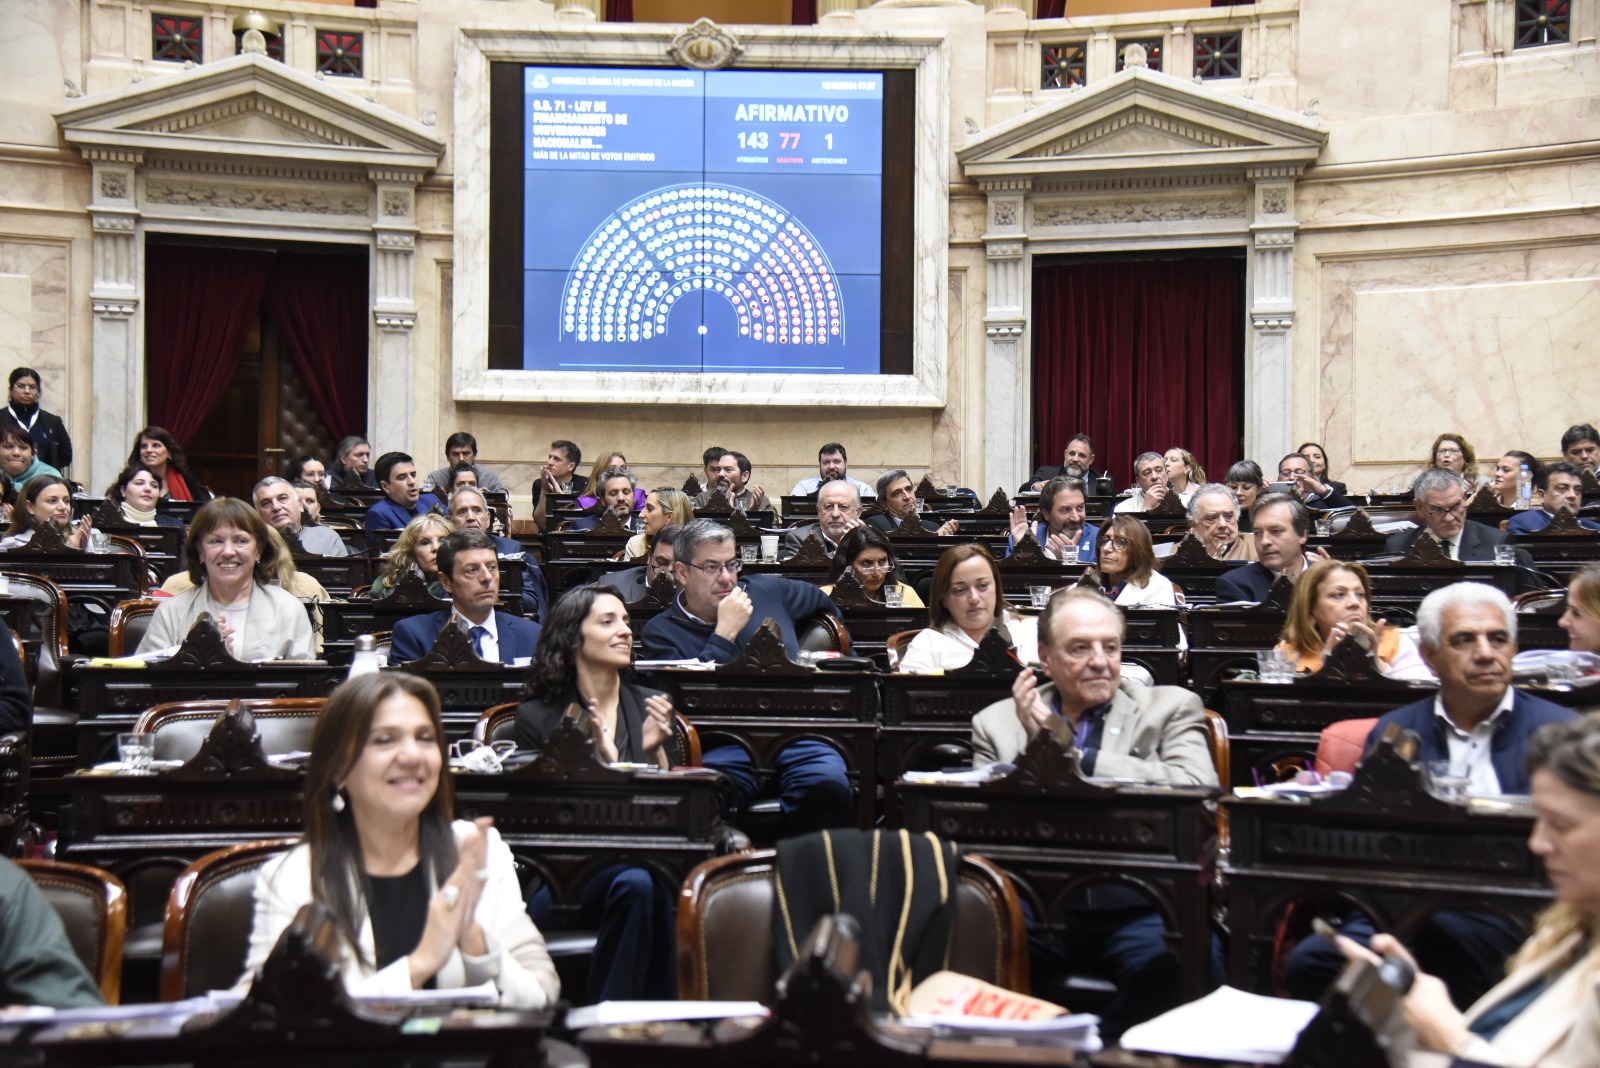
top-left (1112, 452), bottom-right (1173, 513)
top-left (252, 476), bottom-right (348, 557)
top-left (788, 442), bottom-right (875, 499)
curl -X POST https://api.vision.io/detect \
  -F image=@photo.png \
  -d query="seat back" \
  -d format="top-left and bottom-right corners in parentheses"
top-left (475, 701), bottom-right (702, 765)
top-left (1315, 717), bottom-right (1379, 778)
top-left (798, 613), bottom-right (852, 655)
top-left (4, 571), bottom-right (69, 703)
top-left (133, 699), bottom-right (325, 762)
top-left (161, 839), bottom-right (297, 1001)
top-left (677, 846), bottom-right (1027, 1001)
top-left (20, 858), bottom-right (128, 1004)
top-left (1201, 708), bottom-right (1230, 787)
top-left (108, 598), bottom-right (159, 658)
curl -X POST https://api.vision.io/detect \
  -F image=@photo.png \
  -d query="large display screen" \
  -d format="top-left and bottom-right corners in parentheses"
top-left (518, 67), bottom-right (884, 375)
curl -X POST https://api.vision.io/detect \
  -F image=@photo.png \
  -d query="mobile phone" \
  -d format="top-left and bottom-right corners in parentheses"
top-left (1267, 481), bottom-right (1295, 495)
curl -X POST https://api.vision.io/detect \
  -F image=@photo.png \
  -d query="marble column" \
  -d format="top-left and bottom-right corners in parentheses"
top-left (555, 0), bottom-right (602, 20)
top-left (1246, 169), bottom-right (1300, 466)
top-left (87, 151), bottom-right (143, 492)
top-left (981, 180), bottom-right (1030, 496)
top-left (370, 171), bottom-right (423, 455)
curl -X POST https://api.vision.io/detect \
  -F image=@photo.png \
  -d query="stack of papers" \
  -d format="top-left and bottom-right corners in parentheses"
top-left (564, 1000), bottom-right (769, 1029)
top-left (1119, 986), bottom-right (1319, 1064)
top-left (901, 763), bottom-right (1015, 784)
top-left (901, 1012), bottom-right (1101, 1051)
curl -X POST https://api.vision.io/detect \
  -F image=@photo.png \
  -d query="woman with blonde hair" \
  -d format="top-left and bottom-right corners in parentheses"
top-left (369, 514), bottom-right (457, 600)
top-left (1162, 447), bottom-right (1206, 506)
top-left (1559, 563), bottom-right (1600, 655)
top-left (1338, 715), bottom-right (1600, 1066)
top-left (624, 487), bottom-right (692, 561)
top-left (1274, 558), bottom-right (1431, 680)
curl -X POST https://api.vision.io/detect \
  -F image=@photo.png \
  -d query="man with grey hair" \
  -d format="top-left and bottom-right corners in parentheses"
top-left (778, 479), bottom-right (863, 560)
top-left (640, 519), bottom-right (852, 834)
top-left (1384, 468), bottom-right (1527, 564)
top-left (1112, 451), bottom-right (1172, 513)
top-left (1214, 493), bottom-right (1322, 603)
top-left (449, 485), bottom-right (547, 620)
top-left (1285, 581), bottom-right (1573, 1007)
top-left (252, 476), bottom-right (348, 557)
top-left (1187, 483), bottom-right (1256, 562)
top-left (971, 585), bottom-right (1218, 1037)
top-left (868, 469), bottom-right (959, 537)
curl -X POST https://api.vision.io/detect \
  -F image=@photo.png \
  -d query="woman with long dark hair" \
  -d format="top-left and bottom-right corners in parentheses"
top-left (125, 426), bottom-right (212, 502)
top-left (106, 464), bottom-right (185, 528)
top-left (513, 585), bottom-right (679, 1002)
top-left (0, 474), bottom-right (90, 550)
top-left (822, 525), bottom-right (923, 606)
top-left (240, 673), bottom-right (558, 1005)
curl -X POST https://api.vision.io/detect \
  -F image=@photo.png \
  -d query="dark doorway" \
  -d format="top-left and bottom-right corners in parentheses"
top-left (1029, 250), bottom-right (1245, 490)
top-left (143, 238), bottom-right (369, 500)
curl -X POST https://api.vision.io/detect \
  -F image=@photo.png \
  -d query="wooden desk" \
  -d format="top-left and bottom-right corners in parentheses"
top-left (1221, 740), bottom-right (1550, 994)
top-left (290, 553), bottom-right (374, 598)
top-left (898, 733), bottom-right (1220, 1001)
top-left (0, 549), bottom-right (149, 614)
top-left (641, 626), bottom-right (879, 829)
top-left (1185, 584), bottom-right (1292, 700)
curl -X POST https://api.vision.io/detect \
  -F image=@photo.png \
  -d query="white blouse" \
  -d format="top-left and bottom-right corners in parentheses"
top-left (898, 616), bottom-right (1040, 673)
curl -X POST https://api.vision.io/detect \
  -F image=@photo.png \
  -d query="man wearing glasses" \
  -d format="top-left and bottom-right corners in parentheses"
top-left (389, 529), bottom-right (541, 665)
top-left (641, 519), bottom-right (853, 834)
top-left (1385, 469), bottom-right (1530, 565)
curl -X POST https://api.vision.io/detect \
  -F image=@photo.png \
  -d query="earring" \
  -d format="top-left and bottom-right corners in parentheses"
top-left (331, 791), bottom-right (346, 812)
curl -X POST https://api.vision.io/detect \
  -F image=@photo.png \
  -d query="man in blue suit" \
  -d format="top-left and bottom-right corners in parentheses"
top-left (389, 529), bottom-right (540, 665)
top-left (1214, 494), bottom-right (1321, 603)
top-left (1286, 582), bottom-right (1575, 1008)
top-left (1006, 475), bottom-right (1097, 562)
top-left (362, 451), bottom-right (444, 547)
top-left (1505, 461), bottom-right (1600, 534)
top-left (447, 486), bottom-right (548, 621)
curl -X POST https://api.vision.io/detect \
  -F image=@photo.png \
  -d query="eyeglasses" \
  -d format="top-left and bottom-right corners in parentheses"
top-left (1101, 537), bottom-right (1132, 551)
top-left (684, 558), bottom-right (742, 577)
top-left (1435, 446), bottom-right (1464, 456)
top-left (1422, 501), bottom-right (1466, 519)
top-left (853, 562), bottom-right (894, 574)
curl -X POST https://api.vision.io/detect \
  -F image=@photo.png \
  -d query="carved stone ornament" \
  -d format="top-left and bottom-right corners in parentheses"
top-left (1121, 42), bottom-right (1149, 68)
top-left (507, 708), bottom-right (631, 783)
top-left (1534, 508), bottom-right (1586, 536)
top-left (697, 487), bottom-right (735, 514)
top-left (166, 703), bottom-right (298, 781)
top-left (1307, 633), bottom-right (1391, 684)
top-left (913, 475), bottom-right (944, 502)
top-left (585, 509), bottom-right (634, 536)
top-left (682, 474), bottom-right (703, 496)
top-left (1147, 488), bottom-right (1186, 517)
top-left (827, 568), bottom-right (874, 609)
top-left (389, 567), bottom-right (449, 606)
top-left (1261, 188), bottom-right (1288, 214)
top-left (1397, 533), bottom-right (1462, 567)
top-left (192, 903), bottom-right (396, 1043)
top-left (668, 18), bottom-right (745, 71)
top-left (726, 510), bottom-right (760, 538)
top-left (144, 179), bottom-right (371, 216)
top-left (100, 171), bottom-right (128, 199)
top-left (14, 519), bottom-right (78, 554)
top-left (977, 488), bottom-right (1012, 515)
top-left (1032, 194), bottom-right (1246, 228)
top-left (92, 498), bottom-right (135, 530)
top-left (1163, 533), bottom-right (1219, 568)
top-left (628, 571), bottom-right (679, 611)
top-left (1467, 484), bottom-right (1511, 515)
top-left (716, 618), bottom-right (807, 676)
top-left (1334, 509), bottom-right (1380, 538)
top-left (786, 533), bottom-right (834, 567)
top-left (949, 628), bottom-right (1025, 680)
top-left (404, 618), bottom-right (495, 671)
top-left (154, 615), bottom-right (243, 670)
top-left (992, 200), bottom-right (1017, 227)
top-left (381, 191), bottom-right (409, 218)
top-left (1001, 527), bottom-right (1048, 566)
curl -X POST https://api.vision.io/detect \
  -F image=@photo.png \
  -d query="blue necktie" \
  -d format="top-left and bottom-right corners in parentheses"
top-left (469, 625), bottom-right (488, 658)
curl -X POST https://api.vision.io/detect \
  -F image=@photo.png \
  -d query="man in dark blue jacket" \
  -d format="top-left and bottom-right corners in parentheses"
top-left (362, 451), bottom-right (444, 547)
top-left (448, 486), bottom-right (547, 621)
top-left (1286, 582), bottom-right (1575, 1008)
top-left (1215, 494), bottom-right (1320, 603)
top-left (390, 529), bottom-right (540, 665)
top-left (640, 520), bottom-right (852, 834)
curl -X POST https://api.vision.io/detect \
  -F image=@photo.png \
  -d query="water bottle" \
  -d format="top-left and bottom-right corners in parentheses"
top-left (1517, 464), bottom-right (1533, 510)
top-left (348, 634), bottom-right (382, 679)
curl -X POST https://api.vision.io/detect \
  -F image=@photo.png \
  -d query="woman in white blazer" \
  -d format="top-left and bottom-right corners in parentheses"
top-left (1096, 515), bottom-right (1179, 609)
top-left (1339, 715), bottom-right (1600, 1067)
top-left (239, 672), bottom-right (558, 1008)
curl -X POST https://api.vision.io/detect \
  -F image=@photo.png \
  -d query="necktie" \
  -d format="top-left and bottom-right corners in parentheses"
top-left (469, 625), bottom-right (488, 658)
top-left (1442, 538), bottom-right (1456, 560)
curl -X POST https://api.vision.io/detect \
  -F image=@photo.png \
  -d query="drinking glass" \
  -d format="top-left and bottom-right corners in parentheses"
top-left (118, 731), bottom-right (155, 772)
top-left (1029, 585), bottom-right (1051, 609)
top-left (883, 586), bottom-right (904, 608)
top-left (1425, 759), bottom-right (1471, 803)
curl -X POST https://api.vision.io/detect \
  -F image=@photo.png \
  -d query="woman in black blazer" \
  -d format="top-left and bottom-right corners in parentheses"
top-left (512, 585), bottom-right (680, 1003)
top-left (0, 368), bottom-right (72, 474)
top-left (1298, 441), bottom-right (1349, 500)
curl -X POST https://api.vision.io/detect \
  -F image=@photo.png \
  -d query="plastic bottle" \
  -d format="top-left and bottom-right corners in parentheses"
top-left (347, 634), bottom-right (382, 679)
top-left (1517, 464), bottom-right (1533, 510)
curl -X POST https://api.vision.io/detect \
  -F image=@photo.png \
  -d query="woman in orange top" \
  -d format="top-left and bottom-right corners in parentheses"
top-left (1275, 559), bottom-right (1432, 680)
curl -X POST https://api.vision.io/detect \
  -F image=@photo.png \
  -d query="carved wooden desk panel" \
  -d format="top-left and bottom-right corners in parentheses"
top-left (898, 740), bottom-right (1219, 1001)
top-left (1221, 749), bottom-right (1549, 993)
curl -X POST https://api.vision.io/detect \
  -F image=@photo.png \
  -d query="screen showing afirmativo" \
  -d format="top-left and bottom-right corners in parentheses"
top-left (522, 66), bottom-right (884, 374)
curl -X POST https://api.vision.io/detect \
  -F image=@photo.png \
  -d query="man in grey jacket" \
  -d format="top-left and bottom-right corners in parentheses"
top-left (970, 586), bottom-right (1218, 1038)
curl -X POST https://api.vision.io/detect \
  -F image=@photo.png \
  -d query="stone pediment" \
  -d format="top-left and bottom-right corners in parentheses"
top-left (57, 53), bottom-right (444, 174)
top-left (959, 66), bottom-right (1325, 181)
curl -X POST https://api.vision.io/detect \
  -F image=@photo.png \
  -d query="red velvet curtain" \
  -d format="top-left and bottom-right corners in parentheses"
top-left (1037, 0), bottom-right (1066, 16)
top-left (1031, 256), bottom-right (1242, 489)
top-left (144, 244), bottom-right (274, 445)
top-left (606, 0), bottom-right (633, 19)
top-left (792, 0), bottom-right (816, 24)
top-left (263, 251), bottom-right (369, 444)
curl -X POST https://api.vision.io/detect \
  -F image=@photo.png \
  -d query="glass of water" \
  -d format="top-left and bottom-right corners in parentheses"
top-left (1425, 759), bottom-right (1471, 803)
top-left (1493, 545), bottom-right (1516, 566)
top-left (740, 543), bottom-right (757, 564)
top-left (1257, 648), bottom-right (1296, 683)
top-left (118, 731), bottom-right (155, 772)
top-left (89, 530), bottom-right (111, 553)
top-left (1060, 545), bottom-right (1079, 566)
top-left (883, 586), bottom-right (904, 608)
top-left (1029, 585), bottom-right (1051, 609)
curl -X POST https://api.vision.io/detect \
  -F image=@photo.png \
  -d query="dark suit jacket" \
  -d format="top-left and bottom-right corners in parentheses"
top-left (389, 609), bottom-right (541, 666)
top-left (1383, 520), bottom-right (1530, 566)
top-left (0, 624), bottom-right (31, 732)
top-left (529, 474), bottom-right (590, 512)
top-left (1023, 465), bottom-right (1109, 493)
top-left (778, 522), bottom-right (838, 561)
top-left (513, 682), bottom-right (682, 765)
top-left (1364, 691), bottom-right (1574, 795)
top-left (1213, 560), bottom-right (1276, 603)
top-left (0, 407), bottom-right (72, 472)
top-left (599, 566), bottom-right (649, 602)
